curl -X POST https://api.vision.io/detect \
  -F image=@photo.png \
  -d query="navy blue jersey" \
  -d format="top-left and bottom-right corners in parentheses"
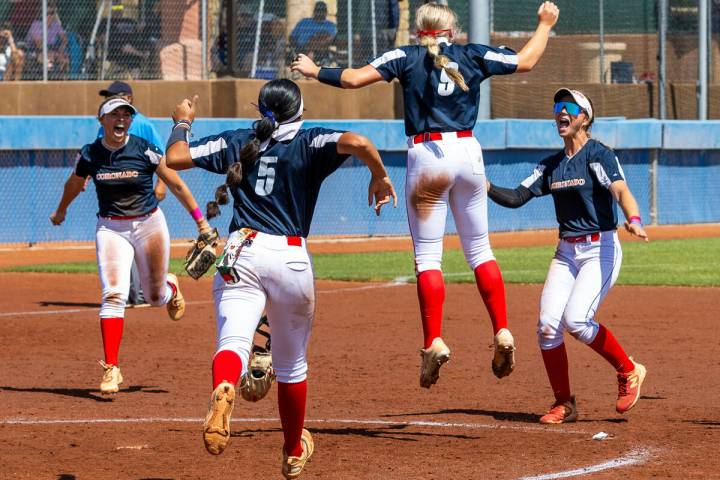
top-left (74, 135), bottom-right (162, 217)
top-left (370, 41), bottom-right (518, 135)
top-left (190, 126), bottom-right (349, 237)
top-left (521, 140), bottom-right (626, 237)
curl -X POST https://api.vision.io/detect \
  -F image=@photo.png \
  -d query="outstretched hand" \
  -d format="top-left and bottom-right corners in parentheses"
top-left (368, 175), bottom-right (398, 216)
top-left (172, 94), bottom-right (199, 125)
top-left (537, 1), bottom-right (559, 28)
top-left (50, 210), bottom-right (66, 225)
top-left (624, 221), bottom-right (649, 242)
top-left (290, 54), bottom-right (321, 79)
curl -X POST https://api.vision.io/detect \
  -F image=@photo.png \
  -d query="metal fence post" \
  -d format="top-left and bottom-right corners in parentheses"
top-left (370, 0), bottom-right (377, 59)
top-left (658, 0), bottom-right (667, 120)
top-left (599, 0), bottom-right (605, 83)
top-left (201, 0), bottom-right (208, 80)
top-left (470, 0), bottom-right (491, 119)
top-left (698, 0), bottom-right (709, 120)
top-left (348, 0), bottom-right (353, 67)
top-left (42, 0), bottom-right (48, 81)
top-left (251, 0), bottom-right (265, 78)
top-left (650, 148), bottom-right (659, 225)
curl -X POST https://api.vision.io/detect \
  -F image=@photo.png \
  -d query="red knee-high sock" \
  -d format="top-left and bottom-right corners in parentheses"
top-left (588, 324), bottom-right (633, 374)
top-left (416, 269), bottom-right (445, 348)
top-left (541, 344), bottom-right (572, 403)
top-left (100, 317), bottom-right (124, 366)
top-left (278, 380), bottom-right (307, 458)
top-left (473, 260), bottom-right (508, 334)
top-left (211, 350), bottom-right (243, 389)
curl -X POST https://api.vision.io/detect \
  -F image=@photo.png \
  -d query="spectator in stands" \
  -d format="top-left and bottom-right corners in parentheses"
top-left (290, 1), bottom-right (336, 66)
top-left (240, 13), bottom-right (287, 79)
top-left (8, 0), bottom-right (39, 39)
top-left (25, 1), bottom-right (69, 78)
top-left (96, 81), bottom-right (166, 307)
top-left (0, 27), bottom-right (25, 81)
top-left (106, 17), bottom-right (153, 79)
top-left (376, 0), bottom-right (401, 53)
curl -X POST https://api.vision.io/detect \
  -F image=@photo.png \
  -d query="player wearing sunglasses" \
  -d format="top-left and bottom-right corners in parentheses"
top-left (486, 88), bottom-right (649, 424)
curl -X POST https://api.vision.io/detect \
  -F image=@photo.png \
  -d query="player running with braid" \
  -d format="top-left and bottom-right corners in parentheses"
top-left (487, 88), bottom-right (648, 423)
top-left (50, 96), bottom-right (212, 396)
top-left (165, 79), bottom-right (397, 479)
top-left (292, 2), bottom-right (560, 388)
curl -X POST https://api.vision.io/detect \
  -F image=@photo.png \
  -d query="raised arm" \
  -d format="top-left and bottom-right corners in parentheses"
top-left (609, 181), bottom-right (649, 241)
top-left (515, 2), bottom-right (559, 73)
top-left (165, 95), bottom-right (199, 170)
top-left (50, 172), bottom-right (86, 225)
top-left (291, 54), bottom-right (385, 89)
top-left (336, 132), bottom-right (397, 215)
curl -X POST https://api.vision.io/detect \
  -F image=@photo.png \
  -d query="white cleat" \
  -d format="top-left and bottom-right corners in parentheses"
top-left (419, 337), bottom-right (451, 388)
top-left (492, 328), bottom-right (516, 379)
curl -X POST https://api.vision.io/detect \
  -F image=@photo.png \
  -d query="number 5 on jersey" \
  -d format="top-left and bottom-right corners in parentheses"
top-left (255, 156), bottom-right (278, 196)
top-left (438, 62), bottom-right (460, 96)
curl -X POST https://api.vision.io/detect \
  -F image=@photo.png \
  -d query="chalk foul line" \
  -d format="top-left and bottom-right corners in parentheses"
top-left (517, 447), bottom-right (654, 479)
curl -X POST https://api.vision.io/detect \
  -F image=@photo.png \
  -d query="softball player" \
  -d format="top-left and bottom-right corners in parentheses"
top-left (165, 79), bottom-right (396, 479)
top-left (50, 96), bottom-right (212, 396)
top-left (292, 1), bottom-right (560, 388)
top-left (487, 88), bottom-right (648, 423)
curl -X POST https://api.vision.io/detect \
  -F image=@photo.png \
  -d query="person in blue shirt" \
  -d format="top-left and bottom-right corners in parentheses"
top-left (292, 1), bottom-right (559, 390)
top-left (165, 79), bottom-right (396, 479)
top-left (97, 81), bottom-right (166, 307)
top-left (50, 96), bottom-right (211, 397)
top-left (289, 1), bottom-right (336, 65)
top-left (486, 88), bottom-right (648, 424)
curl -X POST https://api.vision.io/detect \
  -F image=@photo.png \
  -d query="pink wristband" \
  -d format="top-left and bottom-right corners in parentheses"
top-left (191, 207), bottom-right (204, 222)
top-left (629, 216), bottom-right (642, 225)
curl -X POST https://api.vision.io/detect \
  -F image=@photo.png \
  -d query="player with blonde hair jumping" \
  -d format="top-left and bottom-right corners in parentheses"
top-left (292, 2), bottom-right (560, 388)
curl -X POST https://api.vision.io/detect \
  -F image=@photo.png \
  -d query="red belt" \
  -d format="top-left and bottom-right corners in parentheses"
top-left (563, 232), bottom-right (600, 243)
top-left (287, 236), bottom-right (302, 246)
top-left (102, 207), bottom-right (158, 221)
top-left (412, 130), bottom-right (473, 144)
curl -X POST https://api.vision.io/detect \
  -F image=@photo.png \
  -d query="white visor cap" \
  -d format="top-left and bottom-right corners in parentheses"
top-left (554, 88), bottom-right (593, 121)
top-left (98, 97), bottom-right (137, 118)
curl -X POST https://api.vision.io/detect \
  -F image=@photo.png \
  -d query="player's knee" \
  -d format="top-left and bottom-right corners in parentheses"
top-left (274, 363), bottom-right (308, 384)
top-left (101, 290), bottom-right (127, 317)
top-left (216, 340), bottom-right (251, 371)
top-left (564, 316), bottom-right (599, 344)
top-left (537, 313), bottom-right (563, 349)
top-left (415, 259), bottom-right (442, 274)
top-left (468, 249), bottom-right (495, 270)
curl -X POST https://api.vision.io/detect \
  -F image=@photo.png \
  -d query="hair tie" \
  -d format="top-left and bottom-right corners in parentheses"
top-left (416, 29), bottom-right (451, 37)
top-left (254, 102), bottom-right (278, 127)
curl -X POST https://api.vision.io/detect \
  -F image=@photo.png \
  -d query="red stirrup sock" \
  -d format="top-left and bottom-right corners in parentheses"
top-left (100, 317), bottom-right (124, 366)
top-left (416, 269), bottom-right (446, 349)
top-left (541, 344), bottom-right (572, 403)
top-left (588, 324), bottom-right (633, 374)
top-left (473, 260), bottom-right (508, 334)
top-left (211, 350), bottom-right (243, 389)
top-left (278, 380), bottom-right (308, 458)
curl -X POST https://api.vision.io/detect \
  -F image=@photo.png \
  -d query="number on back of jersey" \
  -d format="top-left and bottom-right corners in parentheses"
top-left (438, 62), bottom-right (460, 97)
top-left (255, 156), bottom-right (278, 196)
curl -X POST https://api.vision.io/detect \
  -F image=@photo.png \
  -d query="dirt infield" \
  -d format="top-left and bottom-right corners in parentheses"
top-left (1, 272), bottom-right (719, 479)
top-left (2, 223), bottom-right (719, 268)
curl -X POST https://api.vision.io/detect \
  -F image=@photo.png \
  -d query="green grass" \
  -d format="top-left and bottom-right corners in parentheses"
top-left (6, 237), bottom-right (720, 287)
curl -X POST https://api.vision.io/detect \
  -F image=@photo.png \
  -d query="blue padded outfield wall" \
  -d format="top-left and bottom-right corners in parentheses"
top-left (1, 116), bottom-right (719, 244)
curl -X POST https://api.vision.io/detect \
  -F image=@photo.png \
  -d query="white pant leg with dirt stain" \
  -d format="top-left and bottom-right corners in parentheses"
top-left (405, 135), bottom-right (496, 274)
top-left (95, 208), bottom-right (173, 318)
top-left (213, 232), bottom-right (315, 383)
top-left (537, 231), bottom-right (623, 350)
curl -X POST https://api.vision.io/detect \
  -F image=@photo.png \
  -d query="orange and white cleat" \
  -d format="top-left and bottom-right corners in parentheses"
top-left (616, 357), bottom-right (647, 414)
top-left (419, 337), bottom-right (451, 389)
top-left (540, 396), bottom-right (578, 424)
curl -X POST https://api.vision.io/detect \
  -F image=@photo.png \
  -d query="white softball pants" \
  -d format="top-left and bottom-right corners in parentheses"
top-left (213, 232), bottom-right (315, 384)
top-left (95, 208), bottom-right (173, 318)
top-left (406, 134), bottom-right (495, 273)
top-left (537, 231), bottom-right (622, 350)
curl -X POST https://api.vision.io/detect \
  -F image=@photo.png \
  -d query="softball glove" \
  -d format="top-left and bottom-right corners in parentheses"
top-left (184, 228), bottom-right (219, 279)
top-left (240, 346), bottom-right (275, 402)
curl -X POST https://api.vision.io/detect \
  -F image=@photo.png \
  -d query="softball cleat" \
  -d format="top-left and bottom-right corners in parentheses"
top-left (203, 381), bottom-right (235, 455)
top-left (419, 337), bottom-right (451, 388)
top-left (99, 361), bottom-right (123, 395)
top-left (282, 428), bottom-right (314, 479)
top-left (492, 328), bottom-right (516, 379)
top-left (616, 357), bottom-right (647, 414)
top-left (540, 395), bottom-right (578, 424)
top-left (165, 273), bottom-right (185, 321)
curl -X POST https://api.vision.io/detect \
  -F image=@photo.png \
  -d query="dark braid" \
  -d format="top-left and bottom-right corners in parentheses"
top-left (205, 79), bottom-right (303, 219)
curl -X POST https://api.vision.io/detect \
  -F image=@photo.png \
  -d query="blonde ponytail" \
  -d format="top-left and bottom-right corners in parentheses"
top-left (416, 2), bottom-right (469, 92)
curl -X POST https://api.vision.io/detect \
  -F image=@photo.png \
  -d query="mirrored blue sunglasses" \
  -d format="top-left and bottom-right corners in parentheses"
top-left (553, 101), bottom-right (583, 116)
